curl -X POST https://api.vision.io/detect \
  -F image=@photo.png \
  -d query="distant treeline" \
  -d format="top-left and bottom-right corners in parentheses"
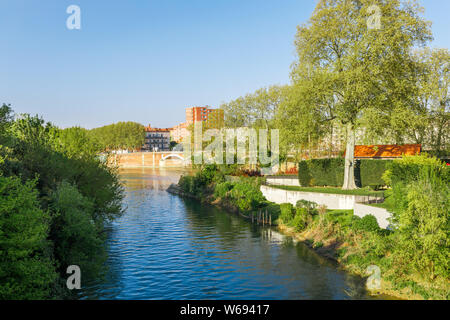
top-left (0, 104), bottom-right (124, 299)
top-left (88, 122), bottom-right (145, 152)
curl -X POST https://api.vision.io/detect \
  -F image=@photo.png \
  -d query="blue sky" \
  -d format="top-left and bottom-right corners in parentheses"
top-left (1, 0), bottom-right (449, 129)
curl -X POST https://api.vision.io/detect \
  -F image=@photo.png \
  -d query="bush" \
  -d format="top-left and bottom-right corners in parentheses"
top-left (291, 211), bottom-right (306, 232)
top-left (230, 182), bottom-right (266, 212)
top-left (298, 161), bottom-right (311, 187)
top-left (265, 203), bottom-right (281, 221)
top-left (298, 158), bottom-right (344, 187)
top-left (214, 181), bottom-right (234, 199)
top-left (280, 203), bottom-right (295, 223)
top-left (382, 155), bottom-right (449, 226)
top-left (325, 210), bottom-right (354, 228)
top-left (352, 215), bottom-right (380, 233)
top-left (0, 176), bottom-right (57, 299)
top-left (178, 175), bottom-right (195, 194)
top-left (299, 158), bottom-right (390, 188)
top-left (383, 154), bottom-right (448, 187)
top-left (50, 182), bottom-right (105, 278)
top-left (357, 160), bottom-right (389, 188)
top-left (296, 200), bottom-right (318, 214)
top-left (394, 166), bottom-right (449, 279)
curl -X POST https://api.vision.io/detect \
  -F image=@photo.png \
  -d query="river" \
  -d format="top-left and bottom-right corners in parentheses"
top-left (79, 168), bottom-right (380, 300)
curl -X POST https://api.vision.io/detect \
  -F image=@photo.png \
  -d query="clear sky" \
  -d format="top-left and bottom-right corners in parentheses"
top-left (1, 0), bottom-right (449, 129)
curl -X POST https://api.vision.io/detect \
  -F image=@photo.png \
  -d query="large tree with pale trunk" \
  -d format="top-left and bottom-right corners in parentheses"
top-left (289, 0), bottom-right (432, 189)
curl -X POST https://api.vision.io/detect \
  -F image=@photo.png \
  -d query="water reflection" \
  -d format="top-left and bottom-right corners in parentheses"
top-left (80, 169), bottom-right (376, 300)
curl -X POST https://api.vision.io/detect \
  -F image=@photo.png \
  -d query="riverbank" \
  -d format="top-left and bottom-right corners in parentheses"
top-left (169, 183), bottom-right (416, 299)
top-left (167, 183), bottom-right (278, 225)
top-left (169, 165), bottom-right (449, 300)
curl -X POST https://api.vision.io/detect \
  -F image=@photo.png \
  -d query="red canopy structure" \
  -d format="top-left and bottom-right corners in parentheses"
top-left (353, 144), bottom-right (422, 159)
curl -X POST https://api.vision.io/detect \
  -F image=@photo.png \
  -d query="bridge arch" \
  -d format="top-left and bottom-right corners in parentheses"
top-left (160, 153), bottom-right (185, 161)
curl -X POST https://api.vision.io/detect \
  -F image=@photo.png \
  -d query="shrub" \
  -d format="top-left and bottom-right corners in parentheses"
top-left (265, 203), bottom-right (281, 221)
top-left (325, 210), bottom-right (354, 228)
top-left (298, 158), bottom-right (390, 188)
top-left (291, 212), bottom-right (306, 232)
top-left (298, 161), bottom-right (311, 187)
top-left (383, 155), bottom-right (449, 226)
top-left (298, 158), bottom-right (344, 187)
top-left (383, 154), bottom-right (447, 187)
top-left (357, 160), bottom-right (389, 188)
top-left (394, 166), bottom-right (449, 279)
top-left (50, 182), bottom-right (105, 278)
top-left (230, 182), bottom-right (266, 212)
top-left (293, 207), bottom-right (308, 231)
top-left (214, 181), bottom-right (234, 199)
top-left (352, 215), bottom-right (380, 233)
top-left (178, 175), bottom-right (195, 193)
top-left (280, 203), bottom-right (295, 223)
top-left (0, 176), bottom-right (57, 299)
top-left (296, 200), bottom-right (318, 214)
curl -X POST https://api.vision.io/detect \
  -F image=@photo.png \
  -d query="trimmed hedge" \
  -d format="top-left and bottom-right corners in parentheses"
top-left (298, 158), bottom-right (344, 187)
top-left (298, 158), bottom-right (390, 188)
top-left (358, 160), bottom-right (389, 188)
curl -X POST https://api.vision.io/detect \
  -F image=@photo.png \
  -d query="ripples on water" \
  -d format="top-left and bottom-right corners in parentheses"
top-left (80, 168), bottom-right (375, 300)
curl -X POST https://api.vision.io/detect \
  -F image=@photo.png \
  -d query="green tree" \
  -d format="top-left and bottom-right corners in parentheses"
top-left (0, 176), bottom-right (57, 299)
top-left (288, 0), bottom-right (432, 189)
top-left (53, 127), bottom-right (99, 158)
top-left (89, 122), bottom-right (145, 151)
top-left (222, 85), bottom-right (286, 130)
top-left (410, 48), bottom-right (449, 156)
top-left (50, 182), bottom-right (106, 278)
top-left (396, 166), bottom-right (449, 280)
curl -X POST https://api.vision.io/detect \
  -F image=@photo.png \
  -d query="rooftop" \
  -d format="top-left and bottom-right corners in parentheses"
top-left (144, 125), bottom-right (171, 133)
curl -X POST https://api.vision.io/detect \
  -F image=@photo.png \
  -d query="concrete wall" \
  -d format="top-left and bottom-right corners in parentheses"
top-left (108, 152), bottom-right (187, 168)
top-left (260, 185), bottom-right (365, 210)
top-left (266, 177), bottom-right (300, 187)
top-left (260, 185), bottom-right (392, 229)
top-left (354, 203), bottom-right (391, 229)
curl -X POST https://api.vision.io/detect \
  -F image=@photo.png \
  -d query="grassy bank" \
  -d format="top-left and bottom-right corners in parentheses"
top-left (174, 160), bottom-right (449, 300)
top-left (270, 185), bottom-right (385, 197)
top-left (276, 207), bottom-right (448, 300)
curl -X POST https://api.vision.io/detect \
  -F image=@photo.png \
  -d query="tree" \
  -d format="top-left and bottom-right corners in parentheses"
top-left (409, 48), bottom-right (449, 156)
top-left (0, 176), bottom-right (57, 299)
top-left (89, 122), bottom-right (145, 151)
top-left (289, 0), bottom-right (432, 189)
top-left (275, 84), bottom-right (329, 161)
top-left (222, 85), bottom-right (286, 130)
top-left (0, 104), bottom-right (13, 130)
top-left (53, 127), bottom-right (99, 158)
top-left (50, 182), bottom-right (106, 278)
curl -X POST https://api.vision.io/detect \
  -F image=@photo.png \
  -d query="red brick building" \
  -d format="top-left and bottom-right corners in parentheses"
top-left (185, 106), bottom-right (224, 128)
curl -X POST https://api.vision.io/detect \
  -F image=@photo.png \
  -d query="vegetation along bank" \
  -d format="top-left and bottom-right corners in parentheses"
top-left (171, 158), bottom-right (449, 300)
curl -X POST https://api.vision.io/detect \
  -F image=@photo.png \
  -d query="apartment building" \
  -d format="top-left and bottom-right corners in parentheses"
top-left (143, 125), bottom-right (171, 151)
top-left (185, 106), bottom-right (224, 128)
top-left (170, 122), bottom-right (189, 143)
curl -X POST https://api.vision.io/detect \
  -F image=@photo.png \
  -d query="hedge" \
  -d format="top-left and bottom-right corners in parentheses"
top-left (298, 158), bottom-right (390, 188)
top-left (298, 158), bottom-right (344, 187)
top-left (357, 160), bottom-right (389, 188)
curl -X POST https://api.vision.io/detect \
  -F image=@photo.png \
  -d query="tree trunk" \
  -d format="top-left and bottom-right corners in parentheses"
top-left (342, 123), bottom-right (357, 190)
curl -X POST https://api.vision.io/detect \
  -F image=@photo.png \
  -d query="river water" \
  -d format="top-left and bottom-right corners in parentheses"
top-left (79, 168), bottom-right (379, 300)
